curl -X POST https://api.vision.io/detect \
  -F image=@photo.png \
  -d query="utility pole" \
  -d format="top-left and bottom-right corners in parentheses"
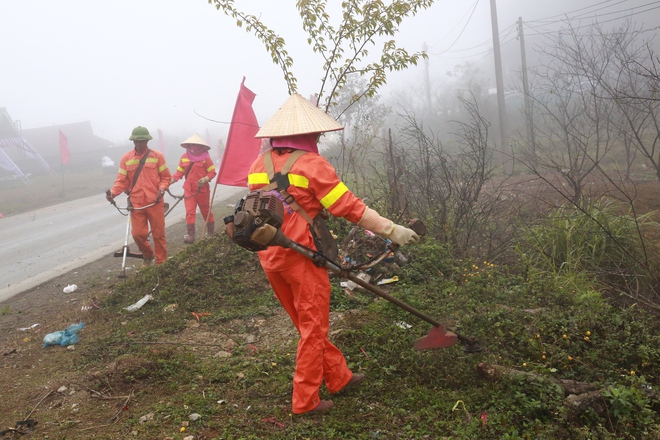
top-left (518, 17), bottom-right (536, 166)
top-left (422, 42), bottom-right (432, 113)
top-left (490, 0), bottom-right (508, 172)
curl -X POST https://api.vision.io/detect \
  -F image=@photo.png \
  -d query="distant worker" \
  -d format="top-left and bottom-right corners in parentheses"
top-left (245, 94), bottom-right (419, 415)
top-left (105, 126), bottom-right (171, 267)
top-left (171, 133), bottom-right (217, 243)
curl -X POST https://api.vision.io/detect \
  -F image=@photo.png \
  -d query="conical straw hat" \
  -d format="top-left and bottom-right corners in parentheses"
top-left (180, 133), bottom-right (210, 150)
top-left (255, 93), bottom-right (343, 138)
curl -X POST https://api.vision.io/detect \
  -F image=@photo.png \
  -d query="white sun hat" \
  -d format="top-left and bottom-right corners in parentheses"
top-left (180, 133), bottom-right (211, 150)
top-left (255, 93), bottom-right (344, 138)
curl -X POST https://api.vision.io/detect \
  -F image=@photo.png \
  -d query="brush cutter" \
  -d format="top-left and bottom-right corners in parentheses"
top-left (164, 188), bottom-right (185, 217)
top-left (107, 190), bottom-right (168, 278)
top-left (225, 190), bottom-right (483, 352)
top-left (143, 188), bottom-right (184, 240)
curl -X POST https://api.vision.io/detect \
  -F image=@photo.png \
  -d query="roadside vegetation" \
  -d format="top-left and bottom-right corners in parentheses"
top-left (2, 2), bottom-right (660, 438)
top-left (4, 222), bottom-right (656, 438)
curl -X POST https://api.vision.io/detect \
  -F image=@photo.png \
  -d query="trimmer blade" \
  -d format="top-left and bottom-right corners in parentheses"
top-left (413, 325), bottom-right (458, 350)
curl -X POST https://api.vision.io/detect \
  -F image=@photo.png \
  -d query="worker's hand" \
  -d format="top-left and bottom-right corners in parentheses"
top-left (105, 190), bottom-right (115, 203)
top-left (156, 188), bottom-right (165, 201)
top-left (388, 224), bottom-right (420, 247)
top-left (171, 177), bottom-right (178, 184)
top-left (198, 176), bottom-right (210, 187)
top-left (357, 207), bottom-right (420, 248)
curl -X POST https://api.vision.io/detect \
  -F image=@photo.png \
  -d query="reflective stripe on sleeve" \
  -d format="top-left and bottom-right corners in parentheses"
top-left (320, 182), bottom-right (348, 209)
top-left (248, 173), bottom-right (270, 185)
top-left (118, 168), bottom-right (127, 175)
top-left (207, 165), bottom-right (216, 172)
top-left (158, 164), bottom-right (168, 172)
top-left (288, 173), bottom-right (309, 189)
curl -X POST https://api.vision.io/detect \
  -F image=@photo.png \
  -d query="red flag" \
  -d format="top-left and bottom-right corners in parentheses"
top-left (158, 129), bottom-right (165, 153)
top-left (58, 130), bottom-right (70, 164)
top-left (216, 77), bottom-right (261, 186)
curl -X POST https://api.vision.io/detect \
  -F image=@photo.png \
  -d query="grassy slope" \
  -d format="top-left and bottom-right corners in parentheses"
top-left (1, 168), bottom-right (659, 438)
top-left (3, 231), bottom-right (657, 439)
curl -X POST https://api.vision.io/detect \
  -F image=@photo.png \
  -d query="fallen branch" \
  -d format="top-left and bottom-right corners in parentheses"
top-left (91, 394), bottom-right (134, 401)
top-left (477, 363), bottom-right (607, 421)
top-left (565, 390), bottom-right (608, 423)
top-left (110, 390), bottom-right (134, 422)
top-left (476, 363), bottom-right (598, 396)
top-left (24, 390), bottom-right (53, 421)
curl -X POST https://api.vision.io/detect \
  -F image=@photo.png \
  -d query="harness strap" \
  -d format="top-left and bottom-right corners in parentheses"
top-left (261, 149), bottom-right (314, 225)
top-left (263, 149), bottom-right (306, 180)
top-left (183, 160), bottom-right (193, 179)
top-left (129, 148), bottom-right (151, 194)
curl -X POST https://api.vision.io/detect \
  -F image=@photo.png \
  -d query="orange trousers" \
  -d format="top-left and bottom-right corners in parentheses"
top-left (184, 188), bottom-right (214, 225)
top-left (265, 258), bottom-right (353, 414)
top-left (130, 203), bottom-right (167, 264)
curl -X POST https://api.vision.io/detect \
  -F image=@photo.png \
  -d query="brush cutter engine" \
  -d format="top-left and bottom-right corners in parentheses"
top-left (227, 190), bottom-right (285, 252)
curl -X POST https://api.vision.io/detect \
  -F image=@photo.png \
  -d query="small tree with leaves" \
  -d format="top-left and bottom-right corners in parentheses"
top-left (208, 0), bottom-right (434, 117)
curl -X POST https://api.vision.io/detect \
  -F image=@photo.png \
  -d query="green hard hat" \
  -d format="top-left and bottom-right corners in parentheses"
top-left (129, 126), bottom-right (153, 141)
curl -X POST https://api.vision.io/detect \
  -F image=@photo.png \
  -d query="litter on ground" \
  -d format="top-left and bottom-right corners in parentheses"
top-left (123, 294), bottom-right (153, 312)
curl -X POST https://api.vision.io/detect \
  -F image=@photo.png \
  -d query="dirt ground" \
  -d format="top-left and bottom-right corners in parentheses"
top-left (2, 177), bottom-right (660, 438)
top-left (0, 219), bottom-right (192, 343)
top-left (0, 200), bottom-right (251, 438)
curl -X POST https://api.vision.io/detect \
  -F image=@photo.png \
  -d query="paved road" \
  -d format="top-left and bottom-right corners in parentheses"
top-left (0, 184), bottom-right (245, 302)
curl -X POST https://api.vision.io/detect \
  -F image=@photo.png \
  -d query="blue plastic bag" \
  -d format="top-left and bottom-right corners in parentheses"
top-left (43, 323), bottom-right (85, 347)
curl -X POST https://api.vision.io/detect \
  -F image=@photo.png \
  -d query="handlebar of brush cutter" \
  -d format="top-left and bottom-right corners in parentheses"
top-left (106, 189), bottom-right (161, 216)
top-left (349, 219), bottom-right (427, 270)
top-left (265, 219), bottom-right (482, 352)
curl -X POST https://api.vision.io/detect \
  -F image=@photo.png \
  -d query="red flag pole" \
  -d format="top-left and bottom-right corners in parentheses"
top-left (202, 77), bottom-right (260, 237)
top-left (215, 77), bottom-right (261, 186)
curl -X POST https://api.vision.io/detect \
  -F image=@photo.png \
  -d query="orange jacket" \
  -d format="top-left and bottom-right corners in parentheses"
top-left (110, 148), bottom-right (171, 208)
top-left (172, 154), bottom-right (216, 194)
top-left (247, 148), bottom-right (367, 271)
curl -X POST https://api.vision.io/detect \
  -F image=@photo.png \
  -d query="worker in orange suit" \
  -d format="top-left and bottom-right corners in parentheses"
top-left (246, 94), bottom-right (419, 415)
top-left (106, 126), bottom-right (171, 267)
top-left (171, 133), bottom-right (217, 244)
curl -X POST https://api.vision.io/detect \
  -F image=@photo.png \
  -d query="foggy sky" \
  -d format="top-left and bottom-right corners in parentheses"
top-left (2, 0), bottom-right (657, 145)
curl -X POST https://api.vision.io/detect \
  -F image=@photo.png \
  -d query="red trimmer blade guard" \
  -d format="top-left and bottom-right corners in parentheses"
top-left (413, 325), bottom-right (458, 350)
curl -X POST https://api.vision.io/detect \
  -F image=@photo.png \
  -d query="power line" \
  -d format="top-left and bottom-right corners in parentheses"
top-left (428, 0), bottom-right (660, 65)
top-left (432, 0), bottom-right (481, 46)
top-left (527, 0), bottom-right (625, 23)
top-left (522, 4), bottom-right (660, 36)
top-left (433, 0), bottom-right (481, 54)
top-left (430, 22), bottom-right (517, 56)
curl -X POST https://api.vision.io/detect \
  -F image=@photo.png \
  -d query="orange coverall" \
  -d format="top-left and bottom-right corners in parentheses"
top-left (248, 148), bottom-right (368, 414)
top-left (110, 149), bottom-right (171, 264)
top-left (172, 155), bottom-right (217, 225)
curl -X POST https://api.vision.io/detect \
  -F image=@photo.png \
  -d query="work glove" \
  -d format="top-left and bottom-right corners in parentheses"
top-left (105, 190), bottom-right (115, 203)
top-left (389, 224), bottom-right (420, 246)
top-left (357, 207), bottom-right (419, 247)
top-left (198, 176), bottom-right (210, 187)
top-left (156, 188), bottom-right (165, 201)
